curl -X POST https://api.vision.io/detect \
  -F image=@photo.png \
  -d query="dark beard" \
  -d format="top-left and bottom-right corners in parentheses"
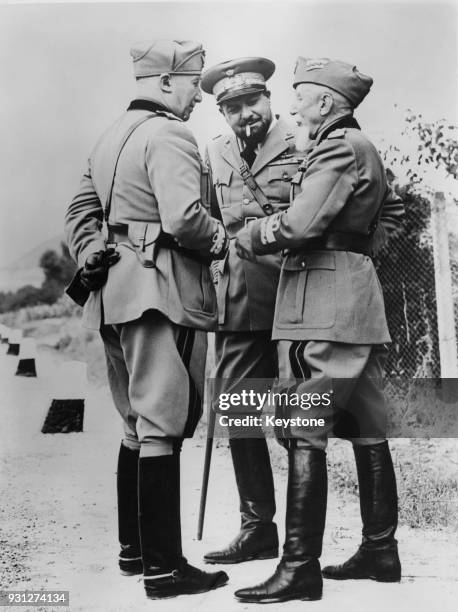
top-left (239, 117), bottom-right (271, 146)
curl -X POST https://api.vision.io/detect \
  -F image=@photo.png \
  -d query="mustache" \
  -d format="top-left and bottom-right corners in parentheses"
top-left (241, 118), bottom-right (261, 127)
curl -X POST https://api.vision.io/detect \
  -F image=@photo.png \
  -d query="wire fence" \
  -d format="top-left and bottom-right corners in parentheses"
top-left (376, 189), bottom-right (458, 378)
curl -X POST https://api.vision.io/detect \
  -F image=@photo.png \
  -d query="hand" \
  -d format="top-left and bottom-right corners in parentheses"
top-left (210, 260), bottom-right (220, 285)
top-left (79, 248), bottom-right (120, 291)
top-left (235, 227), bottom-right (257, 262)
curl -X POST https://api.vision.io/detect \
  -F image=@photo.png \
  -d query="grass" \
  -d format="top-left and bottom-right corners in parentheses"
top-left (397, 458), bottom-right (458, 529)
top-left (321, 438), bottom-right (458, 531)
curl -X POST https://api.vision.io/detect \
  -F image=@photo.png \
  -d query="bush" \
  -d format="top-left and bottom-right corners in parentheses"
top-left (0, 295), bottom-right (81, 326)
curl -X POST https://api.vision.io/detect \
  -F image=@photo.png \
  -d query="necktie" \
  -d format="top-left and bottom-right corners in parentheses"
top-left (241, 142), bottom-right (257, 168)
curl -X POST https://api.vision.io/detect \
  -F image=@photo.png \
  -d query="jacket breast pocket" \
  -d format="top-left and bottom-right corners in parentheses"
top-left (276, 253), bottom-right (336, 328)
top-left (267, 163), bottom-right (296, 202)
top-left (215, 167), bottom-right (233, 208)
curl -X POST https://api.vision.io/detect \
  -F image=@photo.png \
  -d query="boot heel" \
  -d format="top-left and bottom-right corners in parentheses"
top-left (120, 568), bottom-right (143, 577)
top-left (372, 573), bottom-right (401, 583)
top-left (256, 548), bottom-right (279, 560)
top-left (300, 588), bottom-right (322, 601)
top-left (119, 559), bottom-right (143, 576)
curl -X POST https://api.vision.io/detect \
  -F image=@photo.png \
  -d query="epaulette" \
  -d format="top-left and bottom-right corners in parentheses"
top-left (328, 128), bottom-right (346, 139)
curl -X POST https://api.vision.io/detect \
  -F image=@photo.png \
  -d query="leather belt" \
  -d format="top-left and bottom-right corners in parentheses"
top-left (289, 232), bottom-right (373, 257)
top-left (107, 224), bottom-right (212, 265)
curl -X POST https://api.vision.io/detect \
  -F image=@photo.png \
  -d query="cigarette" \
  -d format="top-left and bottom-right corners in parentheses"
top-left (245, 124), bottom-right (251, 138)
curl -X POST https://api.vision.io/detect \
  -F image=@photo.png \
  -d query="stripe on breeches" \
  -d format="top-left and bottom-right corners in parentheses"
top-left (100, 311), bottom-right (204, 444)
top-left (176, 327), bottom-right (202, 438)
top-left (278, 341), bottom-right (312, 444)
top-left (279, 341), bottom-right (387, 448)
top-left (289, 340), bottom-right (311, 380)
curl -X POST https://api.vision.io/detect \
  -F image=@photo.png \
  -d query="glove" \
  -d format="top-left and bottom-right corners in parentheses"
top-left (79, 248), bottom-right (120, 291)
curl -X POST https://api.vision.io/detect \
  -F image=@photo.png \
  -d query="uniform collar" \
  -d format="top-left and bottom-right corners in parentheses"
top-left (316, 113), bottom-right (360, 144)
top-left (127, 98), bottom-right (172, 115)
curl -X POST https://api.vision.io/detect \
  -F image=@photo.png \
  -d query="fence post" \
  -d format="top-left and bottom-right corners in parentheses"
top-left (431, 192), bottom-right (458, 377)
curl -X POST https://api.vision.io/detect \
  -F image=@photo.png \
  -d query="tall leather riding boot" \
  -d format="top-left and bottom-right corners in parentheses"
top-left (322, 441), bottom-right (401, 582)
top-left (117, 443), bottom-right (142, 575)
top-left (138, 452), bottom-right (228, 599)
top-left (235, 447), bottom-right (327, 603)
top-left (204, 438), bottom-right (278, 564)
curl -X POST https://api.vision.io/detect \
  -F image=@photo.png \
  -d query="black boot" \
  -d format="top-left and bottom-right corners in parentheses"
top-left (204, 438), bottom-right (278, 564)
top-left (235, 447), bottom-right (326, 603)
top-left (139, 453), bottom-right (228, 599)
top-left (117, 443), bottom-right (142, 576)
top-left (322, 441), bottom-right (401, 582)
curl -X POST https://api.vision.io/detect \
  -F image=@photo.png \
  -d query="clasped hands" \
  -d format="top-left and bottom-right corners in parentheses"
top-left (234, 226), bottom-right (257, 262)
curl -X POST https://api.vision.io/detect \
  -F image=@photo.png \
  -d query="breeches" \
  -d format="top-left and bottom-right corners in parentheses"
top-left (100, 309), bottom-right (207, 456)
top-left (277, 340), bottom-right (388, 450)
top-left (213, 330), bottom-right (278, 438)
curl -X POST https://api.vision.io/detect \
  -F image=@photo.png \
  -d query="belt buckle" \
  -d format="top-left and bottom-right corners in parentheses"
top-left (244, 216), bottom-right (257, 226)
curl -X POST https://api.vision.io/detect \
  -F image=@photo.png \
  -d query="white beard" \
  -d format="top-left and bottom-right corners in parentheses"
top-left (295, 125), bottom-right (313, 152)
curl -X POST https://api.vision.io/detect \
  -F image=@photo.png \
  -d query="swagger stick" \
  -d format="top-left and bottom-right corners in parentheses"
top-left (197, 406), bottom-right (216, 540)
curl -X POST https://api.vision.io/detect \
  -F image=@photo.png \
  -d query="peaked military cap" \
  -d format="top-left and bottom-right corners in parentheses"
top-left (201, 57), bottom-right (275, 104)
top-left (130, 39), bottom-right (205, 78)
top-left (293, 57), bottom-right (373, 108)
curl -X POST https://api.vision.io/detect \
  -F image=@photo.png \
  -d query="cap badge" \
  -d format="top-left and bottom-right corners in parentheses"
top-left (305, 58), bottom-right (330, 71)
top-left (225, 68), bottom-right (235, 77)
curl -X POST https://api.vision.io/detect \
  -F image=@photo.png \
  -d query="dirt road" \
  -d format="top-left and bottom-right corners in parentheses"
top-left (0, 343), bottom-right (457, 611)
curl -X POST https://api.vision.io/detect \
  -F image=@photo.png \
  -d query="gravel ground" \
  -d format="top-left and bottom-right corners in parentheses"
top-left (0, 341), bottom-right (457, 612)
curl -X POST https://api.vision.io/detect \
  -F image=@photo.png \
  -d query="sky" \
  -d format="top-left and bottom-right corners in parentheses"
top-left (0, 0), bottom-right (456, 266)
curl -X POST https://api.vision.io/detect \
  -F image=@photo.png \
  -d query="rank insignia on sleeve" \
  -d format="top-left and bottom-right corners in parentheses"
top-left (260, 213), bottom-right (281, 245)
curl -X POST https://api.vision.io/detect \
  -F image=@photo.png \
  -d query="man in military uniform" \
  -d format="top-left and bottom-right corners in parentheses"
top-left (65, 39), bottom-right (228, 600)
top-left (234, 58), bottom-right (401, 603)
top-left (200, 57), bottom-right (305, 565)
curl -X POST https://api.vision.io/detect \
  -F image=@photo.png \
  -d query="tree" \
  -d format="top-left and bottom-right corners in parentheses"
top-left (380, 109), bottom-right (458, 197)
top-left (0, 242), bottom-right (77, 313)
top-left (40, 242), bottom-right (76, 287)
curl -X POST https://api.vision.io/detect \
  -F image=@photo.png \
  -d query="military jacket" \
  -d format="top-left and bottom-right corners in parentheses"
top-left (249, 115), bottom-right (395, 344)
top-left (206, 117), bottom-right (303, 331)
top-left (65, 102), bottom-right (226, 331)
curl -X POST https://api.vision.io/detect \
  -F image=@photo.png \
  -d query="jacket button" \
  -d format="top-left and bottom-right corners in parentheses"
top-left (301, 261), bottom-right (306, 268)
top-left (243, 198), bottom-right (251, 205)
top-left (282, 172), bottom-right (289, 180)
